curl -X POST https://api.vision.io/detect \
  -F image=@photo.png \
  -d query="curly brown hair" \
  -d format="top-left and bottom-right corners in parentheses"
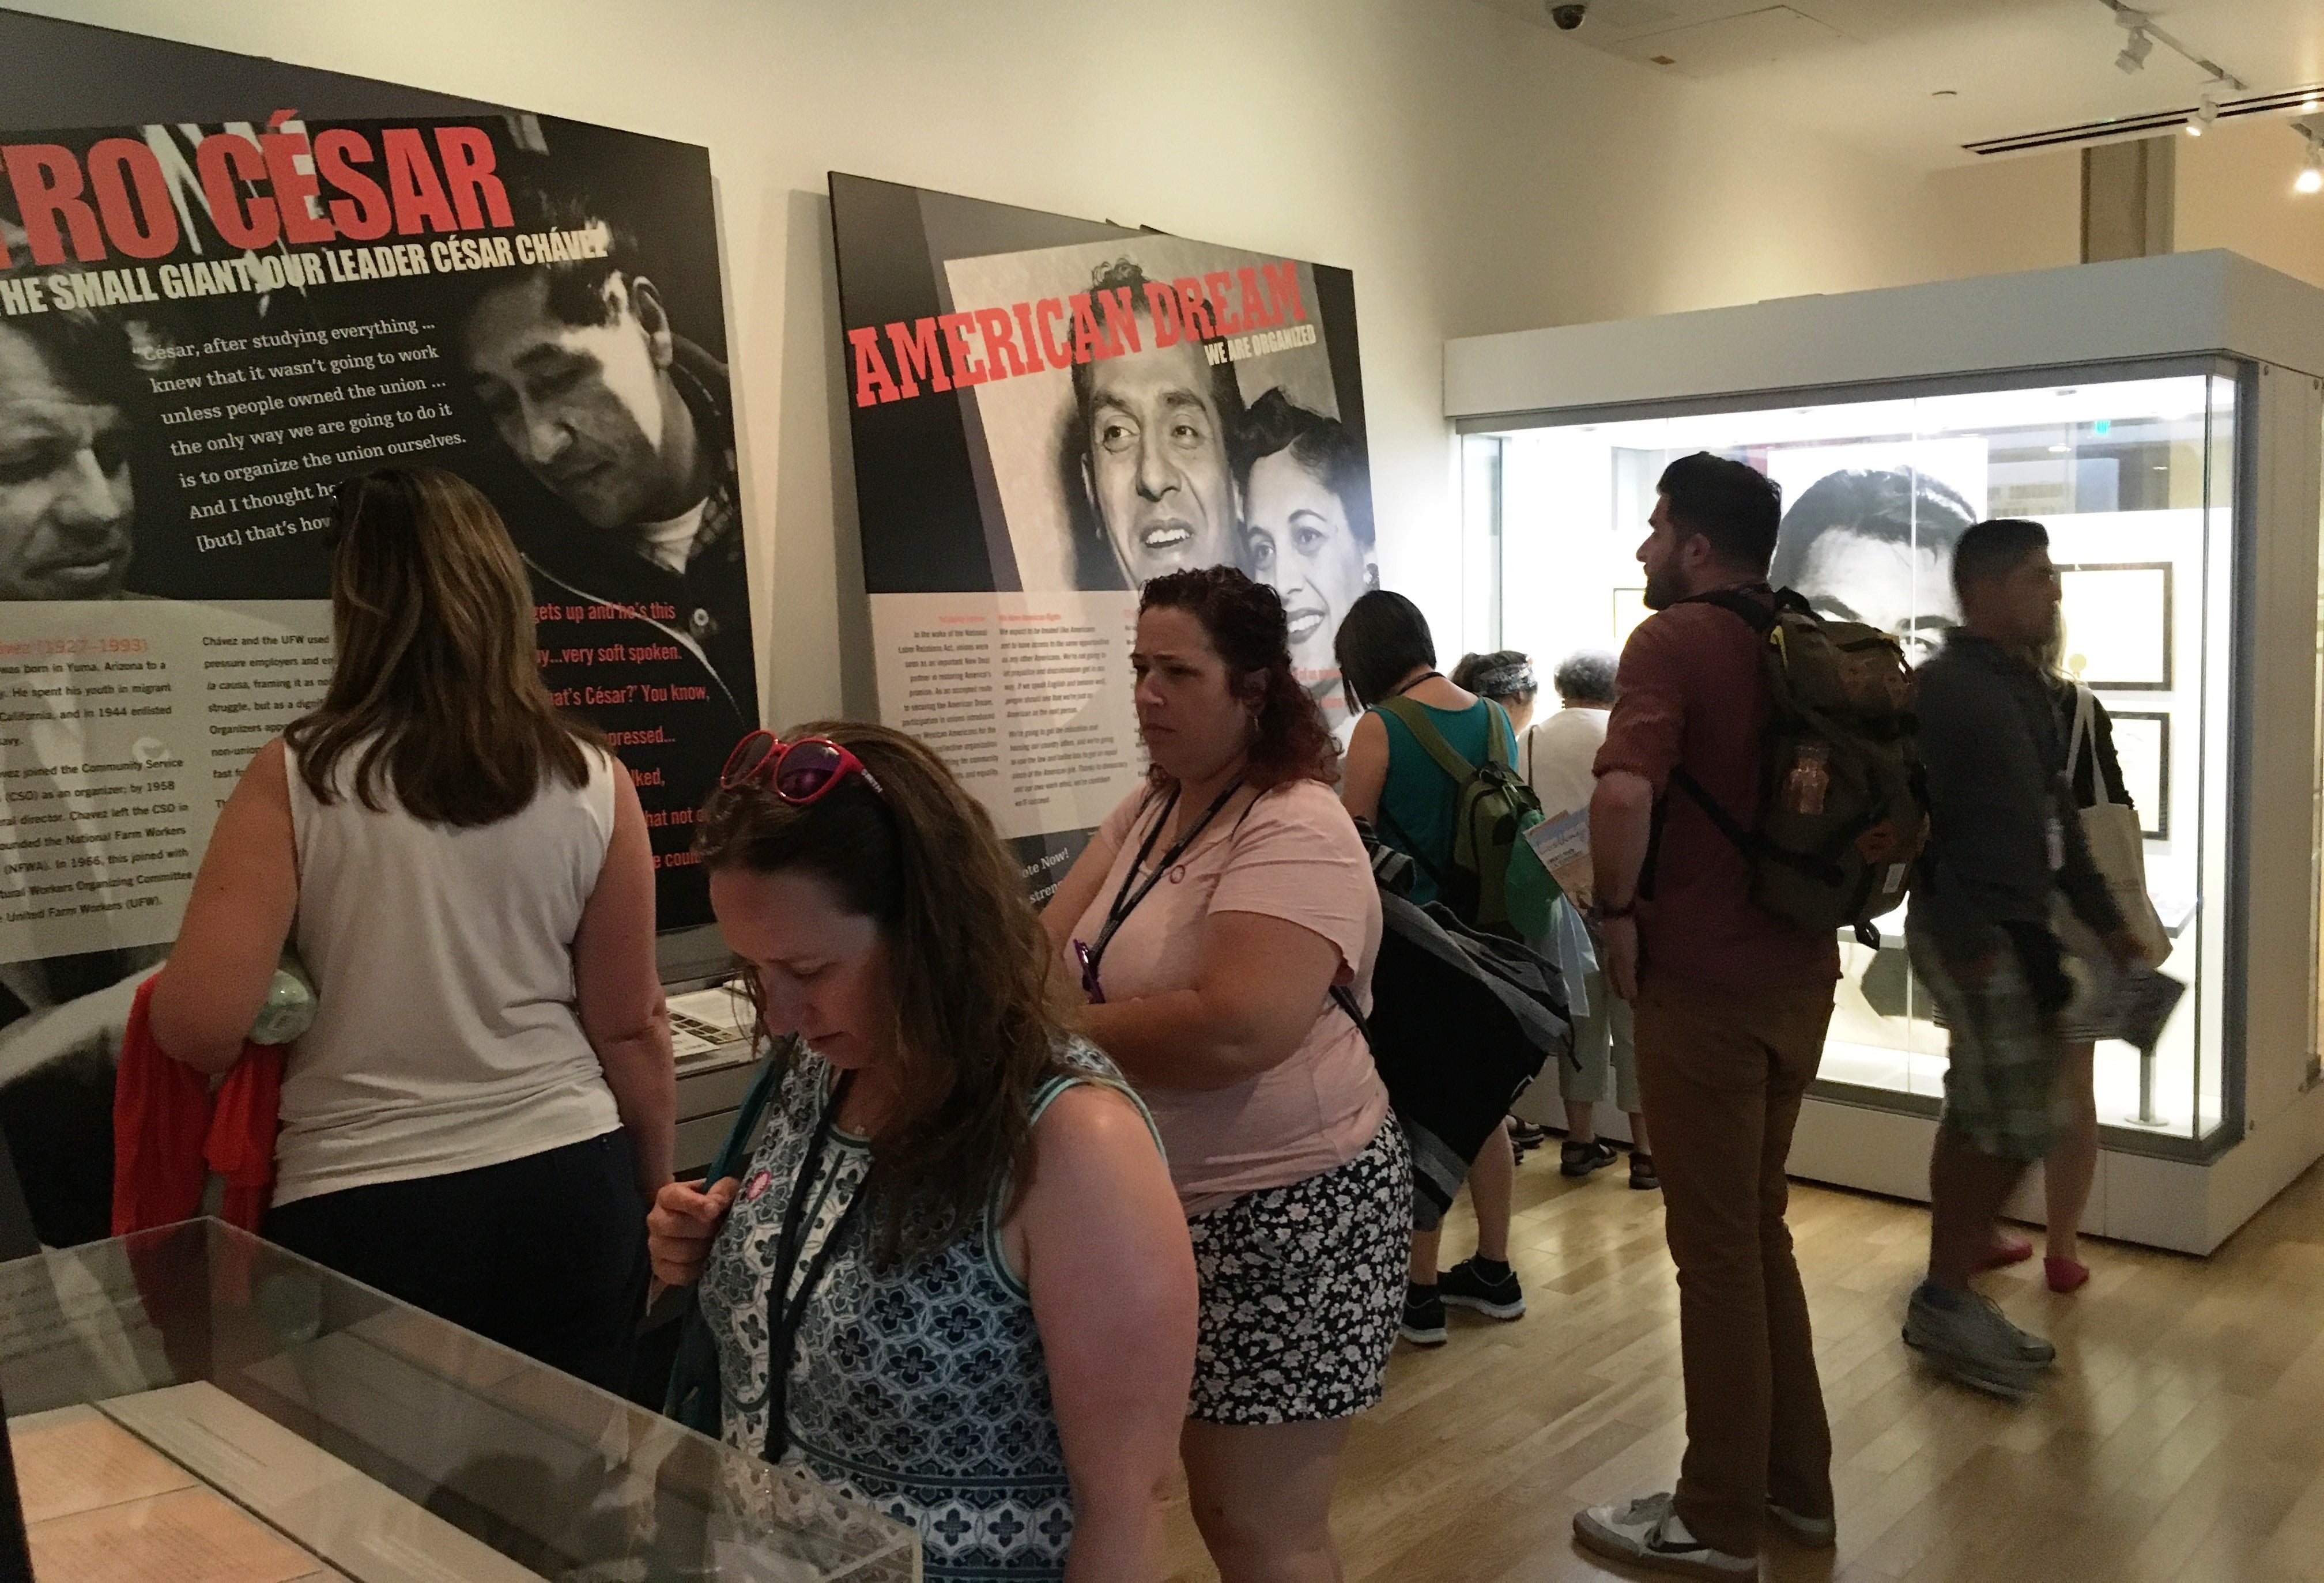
top-left (693, 722), bottom-right (1070, 1265)
top-left (1140, 565), bottom-right (1338, 791)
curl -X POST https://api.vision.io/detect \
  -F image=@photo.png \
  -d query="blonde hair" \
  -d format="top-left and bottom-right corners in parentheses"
top-left (285, 466), bottom-right (601, 826)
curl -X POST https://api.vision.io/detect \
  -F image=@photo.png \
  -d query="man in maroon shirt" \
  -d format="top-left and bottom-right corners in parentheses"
top-left (1574, 453), bottom-right (1840, 1579)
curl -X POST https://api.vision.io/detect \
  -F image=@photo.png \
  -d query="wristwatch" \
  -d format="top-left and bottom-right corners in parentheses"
top-left (1590, 898), bottom-right (1636, 924)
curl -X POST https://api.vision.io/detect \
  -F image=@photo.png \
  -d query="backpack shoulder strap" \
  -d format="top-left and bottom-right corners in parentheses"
top-left (1669, 766), bottom-right (1758, 855)
top-left (1482, 700), bottom-right (1515, 769)
top-left (1376, 697), bottom-right (1481, 785)
top-left (1677, 585), bottom-right (1785, 634)
top-left (1375, 802), bottom-right (1449, 893)
top-left (1672, 765), bottom-right (1846, 887)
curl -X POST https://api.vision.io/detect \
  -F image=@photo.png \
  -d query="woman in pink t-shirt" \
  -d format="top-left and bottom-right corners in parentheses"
top-left (1044, 566), bottom-right (1408, 1583)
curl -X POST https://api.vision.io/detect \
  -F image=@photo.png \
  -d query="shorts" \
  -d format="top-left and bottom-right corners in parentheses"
top-left (1909, 928), bottom-right (2063, 1163)
top-left (1511, 972), bottom-right (1637, 1125)
top-left (1559, 977), bottom-right (1639, 1112)
top-left (1184, 1115), bottom-right (1411, 1425)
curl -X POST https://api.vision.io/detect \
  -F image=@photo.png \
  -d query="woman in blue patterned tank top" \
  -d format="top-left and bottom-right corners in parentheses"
top-left (647, 723), bottom-right (1197, 1582)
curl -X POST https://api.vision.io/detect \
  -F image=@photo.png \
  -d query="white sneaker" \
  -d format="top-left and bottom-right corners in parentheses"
top-left (1575, 1491), bottom-right (1757, 1578)
top-left (1766, 1499), bottom-right (1836, 1549)
top-left (1903, 1284), bottom-right (2048, 1400)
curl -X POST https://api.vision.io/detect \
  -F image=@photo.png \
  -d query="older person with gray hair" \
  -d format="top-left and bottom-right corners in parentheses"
top-left (1449, 650), bottom-right (1539, 734)
top-left (1512, 650), bottom-right (1654, 1189)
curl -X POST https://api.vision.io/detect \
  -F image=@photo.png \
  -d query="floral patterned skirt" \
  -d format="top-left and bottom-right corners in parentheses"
top-left (1184, 1116), bottom-right (1412, 1424)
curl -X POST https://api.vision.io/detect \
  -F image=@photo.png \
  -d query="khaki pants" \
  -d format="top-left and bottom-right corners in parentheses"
top-left (1633, 978), bottom-right (1838, 1558)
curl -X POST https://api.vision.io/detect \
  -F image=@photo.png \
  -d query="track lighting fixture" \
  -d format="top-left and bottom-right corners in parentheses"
top-left (2092, 2), bottom-right (2319, 190)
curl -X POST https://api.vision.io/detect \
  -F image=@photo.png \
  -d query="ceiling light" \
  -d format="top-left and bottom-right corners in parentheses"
top-left (2297, 143), bottom-right (2324, 195)
top-left (2116, 28), bottom-right (2153, 72)
top-left (2187, 90), bottom-right (2220, 135)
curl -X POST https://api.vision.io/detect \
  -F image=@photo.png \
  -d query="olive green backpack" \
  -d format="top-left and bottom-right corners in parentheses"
top-left (1375, 697), bottom-right (1555, 939)
top-left (1652, 588), bottom-right (1926, 946)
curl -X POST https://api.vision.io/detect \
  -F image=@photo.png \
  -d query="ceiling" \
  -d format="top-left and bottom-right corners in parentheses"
top-left (1463, 0), bottom-right (2324, 167)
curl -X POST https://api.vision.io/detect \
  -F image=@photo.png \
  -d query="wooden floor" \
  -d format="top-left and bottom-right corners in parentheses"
top-left (1159, 1144), bottom-right (2324, 1583)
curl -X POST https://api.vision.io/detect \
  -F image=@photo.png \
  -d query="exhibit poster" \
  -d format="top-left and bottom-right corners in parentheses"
top-left (0, 106), bottom-right (748, 1245)
top-left (828, 173), bottom-right (1371, 897)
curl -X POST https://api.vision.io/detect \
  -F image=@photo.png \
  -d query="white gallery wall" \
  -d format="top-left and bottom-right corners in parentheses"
top-left (22, 0), bottom-right (2095, 720)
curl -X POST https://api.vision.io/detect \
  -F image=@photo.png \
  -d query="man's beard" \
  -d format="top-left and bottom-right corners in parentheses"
top-left (1642, 563), bottom-right (1685, 611)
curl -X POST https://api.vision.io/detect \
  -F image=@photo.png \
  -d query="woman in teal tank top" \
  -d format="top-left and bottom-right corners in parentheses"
top-left (1372, 692), bottom-right (1519, 907)
top-left (1333, 590), bottom-right (1528, 1350)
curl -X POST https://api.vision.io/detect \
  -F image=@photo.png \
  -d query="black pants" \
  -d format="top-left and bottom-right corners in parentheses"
top-left (264, 1130), bottom-right (650, 1393)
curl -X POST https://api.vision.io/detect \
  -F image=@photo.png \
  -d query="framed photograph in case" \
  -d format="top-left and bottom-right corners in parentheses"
top-left (2058, 562), bottom-right (2172, 691)
top-left (2107, 709), bottom-right (2170, 840)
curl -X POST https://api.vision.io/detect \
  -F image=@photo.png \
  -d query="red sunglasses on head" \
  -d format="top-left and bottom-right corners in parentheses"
top-left (718, 731), bottom-right (885, 803)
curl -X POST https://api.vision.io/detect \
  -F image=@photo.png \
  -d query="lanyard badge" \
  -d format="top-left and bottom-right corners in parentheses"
top-left (1073, 939), bottom-right (1106, 1004)
top-left (1073, 779), bottom-right (1243, 1004)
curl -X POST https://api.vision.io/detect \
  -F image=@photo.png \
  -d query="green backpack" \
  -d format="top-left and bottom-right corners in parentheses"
top-left (1655, 587), bottom-right (1927, 946)
top-left (1375, 697), bottom-right (1555, 939)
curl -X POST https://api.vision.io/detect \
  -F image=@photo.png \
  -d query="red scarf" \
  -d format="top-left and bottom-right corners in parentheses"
top-left (110, 976), bottom-right (283, 1236)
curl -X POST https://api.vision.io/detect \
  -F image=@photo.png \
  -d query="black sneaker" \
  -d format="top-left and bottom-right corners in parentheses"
top-left (1439, 1256), bottom-right (1526, 1320)
top-left (1629, 1152), bottom-right (1660, 1191)
top-left (1561, 1139), bottom-right (1619, 1178)
top-left (1401, 1283), bottom-right (1447, 1346)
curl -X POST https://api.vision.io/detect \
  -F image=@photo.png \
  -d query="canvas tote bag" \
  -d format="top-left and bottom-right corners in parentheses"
top-left (2065, 684), bottom-right (2170, 961)
top-left (2054, 684), bottom-right (2171, 1034)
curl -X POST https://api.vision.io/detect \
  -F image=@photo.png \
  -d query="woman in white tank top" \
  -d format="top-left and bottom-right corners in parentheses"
top-left (148, 467), bottom-right (673, 1391)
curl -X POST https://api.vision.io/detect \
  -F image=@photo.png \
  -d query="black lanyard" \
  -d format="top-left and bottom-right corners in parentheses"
top-left (1082, 778), bottom-right (1243, 990)
top-left (764, 1069), bottom-right (870, 1463)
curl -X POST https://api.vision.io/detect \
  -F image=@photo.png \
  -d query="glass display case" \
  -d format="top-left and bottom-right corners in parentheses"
top-left (1444, 251), bottom-right (2324, 1253)
top-left (1465, 365), bottom-right (2236, 1149)
top-left (0, 1219), bottom-right (918, 1583)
